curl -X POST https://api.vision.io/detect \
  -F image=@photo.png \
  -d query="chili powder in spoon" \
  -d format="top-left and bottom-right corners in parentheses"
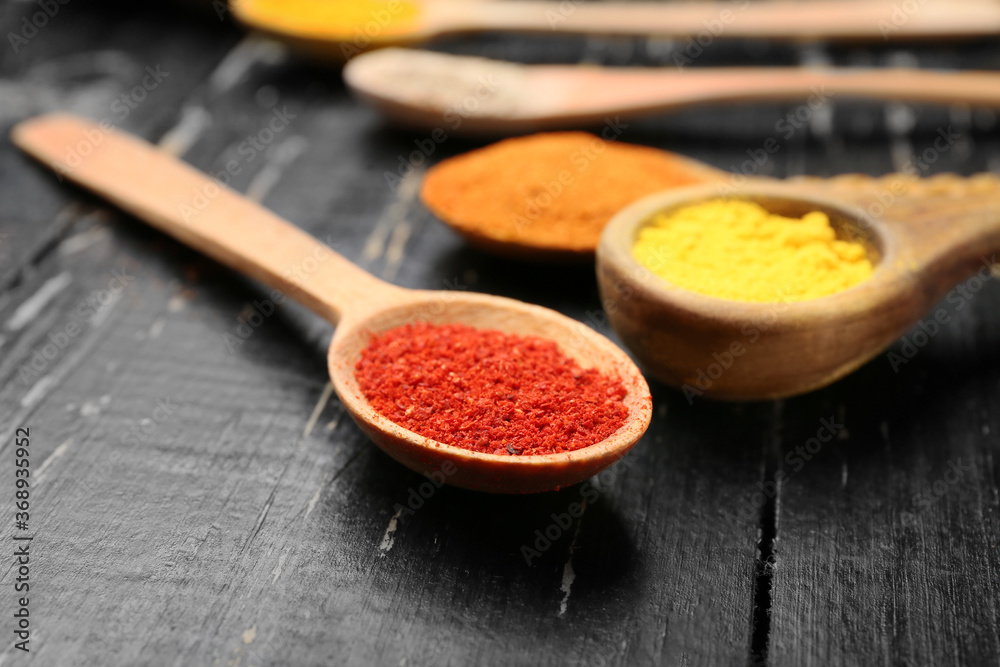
top-left (354, 322), bottom-right (629, 456)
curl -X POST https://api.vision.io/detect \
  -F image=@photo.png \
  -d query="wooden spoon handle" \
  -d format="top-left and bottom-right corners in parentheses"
top-left (468, 0), bottom-right (1000, 41)
top-left (553, 68), bottom-right (1000, 115)
top-left (11, 114), bottom-right (400, 325)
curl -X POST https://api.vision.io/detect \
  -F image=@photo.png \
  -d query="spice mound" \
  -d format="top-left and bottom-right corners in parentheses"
top-left (239, 0), bottom-right (422, 38)
top-left (421, 132), bottom-right (714, 255)
top-left (346, 49), bottom-right (528, 120)
top-left (632, 199), bottom-right (873, 302)
top-left (354, 323), bottom-right (629, 456)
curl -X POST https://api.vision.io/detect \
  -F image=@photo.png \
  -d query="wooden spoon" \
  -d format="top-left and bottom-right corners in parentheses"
top-left (233, 0), bottom-right (1000, 62)
top-left (12, 114), bottom-right (652, 494)
top-left (596, 178), bottom-right (1000, 400)
top-left (345, 48), bottom-right (1000, 135)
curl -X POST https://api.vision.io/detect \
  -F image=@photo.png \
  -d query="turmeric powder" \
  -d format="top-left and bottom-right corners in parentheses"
top-left (236, 0), bottom-right (422, 39)
top-left (632, 199), bottom-right (873, 302)
top-left (421, 132), bottom-right (715, 256)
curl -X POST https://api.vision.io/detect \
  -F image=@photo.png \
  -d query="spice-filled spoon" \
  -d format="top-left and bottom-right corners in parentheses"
top-left (12, 114), bottom-right (652, 494)
top-left (345, 49), bottom-right (1000, 135)
top-left (233, 0), bottom-right (1000, 62)
top-left (416, 132), bottom-right (997, 263)
top-left (596, 179), bottom-right (1000, 400)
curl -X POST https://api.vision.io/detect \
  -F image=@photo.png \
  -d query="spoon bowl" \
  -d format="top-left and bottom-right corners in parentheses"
top-left (329, 292), bottom-right (651, 493)
top-left (597, 181), bottom-right (1000, 400)
top-left (13, 113), bottom-right (652, 493)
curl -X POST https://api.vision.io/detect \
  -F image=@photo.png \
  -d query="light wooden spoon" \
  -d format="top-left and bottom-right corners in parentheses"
top-left (345, 48), bottom-right (1000, 135)
top-left (232, 0), bottom-right (1000, 62)
top-left (596, 179), bottom-right (1000, 400)
top-left (12, 113), bottom-right (652, 494)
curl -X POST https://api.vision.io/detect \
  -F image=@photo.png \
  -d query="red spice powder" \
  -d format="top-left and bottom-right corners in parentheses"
top-left (354, 322), bottom-right (629, 456)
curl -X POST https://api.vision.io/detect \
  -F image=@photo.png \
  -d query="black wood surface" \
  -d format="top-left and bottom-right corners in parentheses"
top-left (0, 2), bottom-right (998, 666)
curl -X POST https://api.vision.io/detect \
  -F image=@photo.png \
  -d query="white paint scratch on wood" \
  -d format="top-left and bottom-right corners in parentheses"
top-left (89, 288), bottom-right (122, 328)
top-left (148, 317), bottom-right (166, 340)
top-left (57, 225), bottom-right (110, 256)
top-left (558, 505), bottom-right (586, 618)
top-left (379, 507), bottom-right (404, 555)
top-left (209, 36), bottom-right (288, 94)
top-left (242, 625), bottom-right (257, 644)
top-left (884, 53), bottom-right (920, 174)
top-left (303, 382), bottom-right (335, 437)
top-left (325, 413), bottom-right (342, 432)
top-left (167, 294), bottom-right (185, 312)
top-left (79, 400), bottom-right (101, 417)
top-left (885, 102), bottom-right (916, 173)
top-left (382, 220), bottom-right (411, 282)
top-left (245, 135), bottom-right (309, 203)
top-left (362, 170), bottom-right (421, 263)
top-left (304, 470), bottom-right (331, 520)
top-left (3, 318), bottom-right (110, 445)
top-left (558, 559), bottom-right (576, 618)
top-left (20, 375), bottom-right (57, 408)
top-left (157, 105), bottom-right (212, 157)
top-left (35, 437), bottom-right (73, 485)
top-left (6, 271), bottom-right (73, 331)
top-left (799, 44), bottom-right (834, 139)
top-left (271, 549), bottom-right (289, 584)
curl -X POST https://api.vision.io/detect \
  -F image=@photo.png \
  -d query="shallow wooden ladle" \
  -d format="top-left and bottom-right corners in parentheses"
top-left (345, 48), bottom-right (1000, 135)
top-left (12, 114), bottom-right (652, 494)
top-left (232, 0), bottom-right (1000, 63)
top-left (597, 180), bottom-right (1000, 400)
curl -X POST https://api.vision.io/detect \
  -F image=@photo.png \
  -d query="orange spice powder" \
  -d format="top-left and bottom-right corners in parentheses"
top-left (421, 132), bottom-right (717, 256)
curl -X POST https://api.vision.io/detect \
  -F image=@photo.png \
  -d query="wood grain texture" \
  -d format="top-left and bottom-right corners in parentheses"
top-left (0, 2), bottom-right (998, 666)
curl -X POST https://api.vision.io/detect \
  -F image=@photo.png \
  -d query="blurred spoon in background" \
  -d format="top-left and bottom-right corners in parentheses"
top-left (232, 0), bottom-right (1000, 62)
top-left (345, 48), bottom-right (1000, 135)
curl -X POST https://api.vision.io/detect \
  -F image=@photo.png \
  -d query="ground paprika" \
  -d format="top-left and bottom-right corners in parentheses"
top-left (354, 322), bottom-right (629, 455)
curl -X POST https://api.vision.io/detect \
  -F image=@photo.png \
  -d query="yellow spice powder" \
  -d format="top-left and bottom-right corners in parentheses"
top-left (240, 0), bottom-right (422, 38)
top-left (632, 200), bottom-right (873, 302)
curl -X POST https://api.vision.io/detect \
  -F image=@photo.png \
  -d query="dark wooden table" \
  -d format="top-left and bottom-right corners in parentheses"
top-left (2, 1), bottom-right (999, 665)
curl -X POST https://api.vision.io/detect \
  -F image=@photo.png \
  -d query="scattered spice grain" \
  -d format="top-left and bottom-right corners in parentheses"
top-left (354, 322), bottom-right (629, 456)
